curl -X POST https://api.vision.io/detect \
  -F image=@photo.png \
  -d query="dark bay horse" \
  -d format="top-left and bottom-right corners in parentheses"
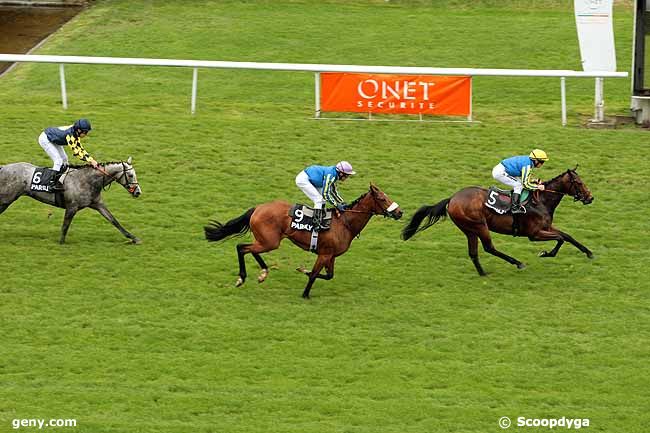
top-left (0, 157), bottom-right (142, 244)
top-left (205, 184), bottom-right (403, 298)
top-left (402, 168), bottom-right (594, 275)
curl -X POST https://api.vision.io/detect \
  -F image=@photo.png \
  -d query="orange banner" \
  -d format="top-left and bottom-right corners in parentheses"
top-left (320, 73), bottom-right (471, 116)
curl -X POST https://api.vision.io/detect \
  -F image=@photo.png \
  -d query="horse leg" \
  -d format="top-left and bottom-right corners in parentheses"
top-left (465, 233), bottom-right (487, 276)
top-left (477, 228), bottom-right (525, 270)
top-left (235, 243), bottom-right (250, 287)
top-left (532, 228), bottom-right (593, 259)
top-left (559, 230), bottom-right (593, 258)
top-left (531, 231), bottom-right (565, 258)
top-left (538, 239), bottom-right (564, 257)
top-left (302, 254), bottom-right (331, 299)
top-left (236, 237), bottom-right (280, 287)
top-left (252, 253), bottom-right (269, 283)
top-left (90, 202), bottom-right (140, 244)
top-left (60, 207), bottom-right (79, 244)
top-left (297, 256), bottom-right (335, 280)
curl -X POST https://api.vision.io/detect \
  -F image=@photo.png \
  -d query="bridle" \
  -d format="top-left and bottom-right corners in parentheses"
top-left (540, 171), bottom-right (587, 202)
top-left (96, 162), bottom-right (139, 194)
top-left (339, 190), bottom-right (399, 218)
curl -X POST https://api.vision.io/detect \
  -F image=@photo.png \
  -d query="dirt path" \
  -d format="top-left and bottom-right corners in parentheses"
top-left (0, 5), bottom-right (83, 75)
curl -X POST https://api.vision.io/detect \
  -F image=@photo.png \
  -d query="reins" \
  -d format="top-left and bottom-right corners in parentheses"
top-left (541, 188), bottom-right (565, 195)
top-left (94, 162), bottom-right (139, 193)
top-left (340, 209), bottom-right (373, 214)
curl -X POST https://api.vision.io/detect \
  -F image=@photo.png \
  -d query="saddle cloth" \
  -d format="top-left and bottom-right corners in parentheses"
top-left (30, 167), bottom-right (60, 193)
top-left (288, 204), bottom-right (333, 231)
top-left (484, 187), bottom-right (531, 215)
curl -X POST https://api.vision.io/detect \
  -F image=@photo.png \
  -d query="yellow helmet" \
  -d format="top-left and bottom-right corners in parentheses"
top-left (529, 149), bottom-right (549, 161)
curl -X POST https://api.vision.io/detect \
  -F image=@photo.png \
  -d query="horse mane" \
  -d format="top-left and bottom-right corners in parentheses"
top-left (68, 161), bottom-right (124, 169)
top-left (544, 169), bottom-right (574, 186)
top-left (347, 189), bottom-right (371, 208)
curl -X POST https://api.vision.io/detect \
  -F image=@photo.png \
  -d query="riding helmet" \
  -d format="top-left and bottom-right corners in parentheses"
top-left (529, 149), bottom-right (549, 161)
top-left (74, 118), bottom-right (92, 134)
top-left (335, 161), bottom-right (356, 175)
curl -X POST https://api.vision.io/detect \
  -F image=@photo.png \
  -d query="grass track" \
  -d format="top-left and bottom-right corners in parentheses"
top-left (1, 1), bottom-right (649, 432)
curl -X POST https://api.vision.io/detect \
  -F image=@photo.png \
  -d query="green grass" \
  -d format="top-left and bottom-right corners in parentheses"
top-left (1, 1), bottom-right (649, 432)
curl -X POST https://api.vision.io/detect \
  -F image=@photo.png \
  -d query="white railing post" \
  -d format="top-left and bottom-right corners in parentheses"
top-left (594, 77), bottom-right (604, 122)
top-left (561, 77), bottom-right (567, 126)
top-left (191, 67), bottom-right (198, 115)
top-left (314, 72), bottom-right (321, 118)
top-left (59, 64), bottom-right (68, 110)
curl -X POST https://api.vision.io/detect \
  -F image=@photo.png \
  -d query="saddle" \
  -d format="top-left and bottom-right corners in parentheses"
top-left (288, 204), bottom-right (334, 231)
top-left (484, 187), bottom-right (531, 215)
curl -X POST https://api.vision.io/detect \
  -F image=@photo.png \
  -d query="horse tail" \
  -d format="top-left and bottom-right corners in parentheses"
top-left (401, 198), bottom-right (450, 240)
top-left (205, 207), bottom-right (255, 242)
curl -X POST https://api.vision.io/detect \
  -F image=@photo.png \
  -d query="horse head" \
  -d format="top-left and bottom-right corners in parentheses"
top-left (367, 183), bottom-right (402, 219)
top-left (107, 156), bottom-right (141, 198)
top-left (553, 167), bottom-right (593, 205)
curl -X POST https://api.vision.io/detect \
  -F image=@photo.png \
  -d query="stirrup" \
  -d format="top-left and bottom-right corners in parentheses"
top-left (511, 206), bottom-right (526, 214)
top-left (312, 208), bottom-right (324, 232)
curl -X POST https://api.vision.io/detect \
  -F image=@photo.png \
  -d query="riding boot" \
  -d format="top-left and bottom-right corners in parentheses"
top-left (511, 192), bottom-right (526, 214)
top-left (312, 206), bottom-right (324, 232)
top-left (48, 169), bottom-right (64, 191)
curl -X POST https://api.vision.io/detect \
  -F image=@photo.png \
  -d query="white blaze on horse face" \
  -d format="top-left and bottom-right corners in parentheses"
top-left (387, 202), bottom-right (399, 212)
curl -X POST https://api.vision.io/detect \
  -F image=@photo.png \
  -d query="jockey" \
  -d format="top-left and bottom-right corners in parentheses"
top-left (39, 118), bottom-right (98, 189)
top-left (492, 149), bottom-right (548, 214)
top-left (295, 161), bottom-right (356, 231)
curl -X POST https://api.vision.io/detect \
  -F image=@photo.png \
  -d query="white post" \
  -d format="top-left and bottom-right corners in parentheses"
top-left (314, 72), bottom-right (321, 118)
top-left (191, 67), bottom-right (198, 115)
top-left (561, 77), bottom-right (567, 126)
top-left (594, 77), bottom-right (604, 122)
top-left (59, 64), bottom-right (68, 110)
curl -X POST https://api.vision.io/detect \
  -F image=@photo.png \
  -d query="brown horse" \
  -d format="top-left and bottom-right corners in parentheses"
top-left (205, 184), bottom-right (403, 298)
top-left (401, 168), bottom-right (594, 275)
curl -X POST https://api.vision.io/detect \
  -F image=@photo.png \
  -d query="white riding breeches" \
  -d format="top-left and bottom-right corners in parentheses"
top-left (492, 163), bottom-right (523, 194)
top-left (295, 170), bottom-right (325, 208)
top-left (39, 132), bottom-right (68, 171)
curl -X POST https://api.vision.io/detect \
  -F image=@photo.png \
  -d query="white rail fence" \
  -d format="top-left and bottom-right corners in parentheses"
top-left (0, 54), bottom-right (628, 125)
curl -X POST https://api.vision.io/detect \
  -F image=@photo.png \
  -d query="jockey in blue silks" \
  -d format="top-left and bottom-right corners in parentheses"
top-left (39, 118), bottom-right (97, 189)
top-left (295, 161), bottom-right (356, 231)
top-left (492, 149), bottom-right (548, 214)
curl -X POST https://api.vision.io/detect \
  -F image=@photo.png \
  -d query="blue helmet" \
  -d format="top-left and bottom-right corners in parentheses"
top-left (73, 118), bottom-right (92, 134)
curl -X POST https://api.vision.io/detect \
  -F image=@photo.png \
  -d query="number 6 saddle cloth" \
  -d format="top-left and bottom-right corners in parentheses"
top-left (484, 187), bottom-right (532, 215)
top-left (288, 204), bottom-right (334, 231)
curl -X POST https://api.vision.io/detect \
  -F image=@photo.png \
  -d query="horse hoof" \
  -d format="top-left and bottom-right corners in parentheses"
top-left (296, 266), bottom-right (309, 275)
top-left (302, 293), bottom-right (311, 299)
top-left (235, 277), bottom-right (244, 287)
top-left (516, 263), bottom-right (526, 269)
top-left (131, 238), bottom-right (141, 244)
top-left (539, 251), bottom-right (549, 257)
top-left (587, 253), bottom-right (595, 259)
top-left (258, 269), bottom-right (269, 283)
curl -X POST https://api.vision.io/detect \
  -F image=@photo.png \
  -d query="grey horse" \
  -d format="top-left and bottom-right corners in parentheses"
top-left (0, 157), bottom-right (142, 244)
